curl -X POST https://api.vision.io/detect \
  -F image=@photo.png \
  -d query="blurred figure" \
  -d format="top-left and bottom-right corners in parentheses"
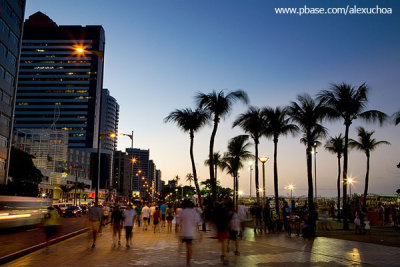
top-left (215, 198), bottom-right (233, 265)
top-left (43, 206), bottom-right (60, 248)
top-left (88, 201), bottom-right (103, 248)
top-left (135, 203), bottom-right (142, 227)
top-left (102, 205), bottom-right (110, 226)
top-left (123, 204), bottom-right (136, 248)
top-left (142, 203), bottom-right (150, 231)
top-left (160, 202), bottom-right (167, 227)
top-left (228, 205), bottom-right (240, 256)
top-left (166, 203), bottom-right (174, 233)
top-left (282, 201), bottom-right (291, 231)
top-left (111, 204), bottom-right (123, 247)
top-left (237, 202), bottom-right (247, 237)
top-left (153, 207), bottom-right (161, 233)
top-left (175, 203), bottom-right (182, 232)
top-left (177, 199), bottom-right (201, 266)
top-left (150, 203), bottom-right (156, 225)
top-left (263, 200), bottom-right (272, 233)
top-left (250, 202), bottom-right (262, 233)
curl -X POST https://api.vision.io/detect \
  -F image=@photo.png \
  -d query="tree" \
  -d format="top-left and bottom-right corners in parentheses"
top-left (204, 152), bottom-right (224, 182)
top-left (220, 135), bottom-right (253, 207)
top-left (325, 134), bottom-right (345, 221)
top-left (164, 108), bottom-right (209, 208)
top-left (0, 147), bottom-right (43, 197)
top-left (233, 106), bottom-right (267, 204)
top-left (394, 110), bottom-right (400, 125)
top-left (318, 83), bottom-right (387, 230)
top-left (196, 90), bottom-right (249, 202)
top-left (263, 106), bottom-right (298, 215)
top-left (59, 185), bottom-right (72, 202)
top-left (349, 127), bottom-right (390, 211)
top-left (288, 94), bottom-right (328, 237)
top-left (186, 173), bottom-right (194, 187)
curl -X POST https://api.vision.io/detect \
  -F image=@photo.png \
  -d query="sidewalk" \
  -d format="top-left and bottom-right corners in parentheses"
top-left (6, 223), bottom-right (400, 267)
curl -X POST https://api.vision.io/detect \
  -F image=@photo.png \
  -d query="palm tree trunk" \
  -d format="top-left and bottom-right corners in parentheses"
top-left (189, 131), bottom-right (203, 209)
top-left (362, 153), bottom-right (370, 211)
top-left (337, 155), bottom-right (341, 222)
top-left (273, 138), bottom-right (279, 216)
top-left (233, 175), bottom-right (236, 207)
top-left (235, 174), bottom-right (239, 209)
top-left (342, 123), bottom-right (350, 230)
top-left (209, 118), bottom-right (219, 202)
top-left (307, 145), bottom-right (316, 236)
top-left (254, 140), bottom-right (260, 204)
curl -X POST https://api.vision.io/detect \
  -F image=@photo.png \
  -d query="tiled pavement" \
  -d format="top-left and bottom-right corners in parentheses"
top-left (5, 223), bottom-right (400, 267)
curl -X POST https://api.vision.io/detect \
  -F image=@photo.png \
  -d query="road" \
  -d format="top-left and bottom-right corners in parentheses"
top-left (0, 214), bottom-right (89, 261)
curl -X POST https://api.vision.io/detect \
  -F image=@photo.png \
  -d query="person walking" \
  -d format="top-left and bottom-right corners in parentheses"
top-left (111, 204), bottom-right (123, 247)
top-left (123, 204), bottom-right (136, 248)
top-left (141, 203), bottom-right (150, 230)
top-left (153, 207), bottom-right (161, 233)
top-left (237, 202), bottom-right (248, 237)
top-left (136, 203), bottom-right (143, 228)
top-left (228, 205), bottom-right (240, 256)
top-left (88, 201), bottom-right (103, 248)
top-left (149, 203), bottom-right (156, 225)
top-left (43, 206), bottom-right (60, 248)
top-left (160, 202), bottom-right (167, 228)
top-left (166, 203), bottom-right (174, 233)
top-left (215, 198), bottom-right (233, 265)
top-left (102, 205), bottom-right (110, 226)
top-left (177, 199), bottom-right (201, 266)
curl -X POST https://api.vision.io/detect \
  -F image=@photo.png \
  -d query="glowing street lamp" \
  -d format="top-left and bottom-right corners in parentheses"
top-left (287, 184), bottom-right (295, 200)
top-left (347, 177), bottom-right (354, 198)
top-left (259, 156), bottom-right (269, 206)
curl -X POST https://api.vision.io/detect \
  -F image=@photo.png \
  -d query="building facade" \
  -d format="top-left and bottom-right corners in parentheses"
top-left (100, 88), bottom-right (119, 152)
top-left (112, 150), bottom-right (130, 199)
top-left (126, 148), bottom-right (149, 194)
top-left (14, 12), bottom-right (105, 150)
top-left (0, 0), bottom-right (26, 184)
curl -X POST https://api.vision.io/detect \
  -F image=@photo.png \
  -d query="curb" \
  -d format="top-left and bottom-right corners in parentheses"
top-left (0, 227), bottom-right (89, 265)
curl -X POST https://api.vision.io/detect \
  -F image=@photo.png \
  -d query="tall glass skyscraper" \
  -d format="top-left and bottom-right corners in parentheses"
top-left (0, 0), bottom-right (25, 184)
top-left (14, 12), bottom-right (105, 149)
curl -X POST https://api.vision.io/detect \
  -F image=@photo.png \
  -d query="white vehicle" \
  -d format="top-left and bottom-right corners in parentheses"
top-left (0, 196), bottom-right (52, 229)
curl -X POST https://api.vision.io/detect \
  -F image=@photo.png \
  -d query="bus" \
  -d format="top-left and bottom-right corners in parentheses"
top-left (0, 196), bottom-right (52, 229)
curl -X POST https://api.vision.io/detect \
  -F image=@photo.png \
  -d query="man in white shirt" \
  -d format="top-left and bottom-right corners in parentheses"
top-left (123, 204), bottom-right (136, 248)
top-left (149, 203), bottom-right (156, 225)
top-left (141, 203), bottom-right (150, 230)
top-left (177, 200), bottom-right (201, 266)
top-left (237, 202), bottom-right (248, 237)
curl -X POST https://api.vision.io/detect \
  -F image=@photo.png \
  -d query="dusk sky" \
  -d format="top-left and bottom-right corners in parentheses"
top-left (25, 0), bottom-right (400, 197)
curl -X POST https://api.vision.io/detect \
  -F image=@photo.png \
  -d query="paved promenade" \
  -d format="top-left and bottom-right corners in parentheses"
top-left (6, 223), bottom-right (400, 267)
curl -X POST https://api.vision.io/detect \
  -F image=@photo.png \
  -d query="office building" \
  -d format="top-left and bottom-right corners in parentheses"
top-left (14, 11), bottom-right (105, 150)
top-left (0, 0), bottom-right (26, 184)
top-left (100, 88), bottom-right (119, 152)
top-left (113, 150), bottom-right (130, 199)
top-left (126, 148), bottom-right (149, 194)
top-left (155, 169), bottom-right (162, 193)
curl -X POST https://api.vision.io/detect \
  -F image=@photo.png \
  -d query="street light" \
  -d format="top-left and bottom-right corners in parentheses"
top-left (96, 132), bottom-right (116, 203)
top-left (287, 184), bottom-right (295, 200)
top-left (347, 177), bottom-right (354, 199)
top-left (248, 162), bottom-right (253, 198)
top-left (259, 156), bottom-right (269, 206)
top-left (120, 131), bottom-right (134, 200)
top-left (311, 142), bottom-right (318, 199)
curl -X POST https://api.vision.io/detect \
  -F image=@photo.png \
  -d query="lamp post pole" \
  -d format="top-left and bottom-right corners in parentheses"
top-left (249, 162), bottom-right (253, 198)
top-left (313, 143), bottom-right (318, 200)
top-left (259, 157), bottom-right (269, 207)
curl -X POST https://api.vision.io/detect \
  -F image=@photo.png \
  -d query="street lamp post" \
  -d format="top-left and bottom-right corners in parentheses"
top-left (259, 156), bottom-right (269, 207)
top-left (288, 184), bottom-right (294, 200)
top-left (311, 143), bottom-right (318, 200)
top-left (248, 162), bottom-right (253, 198)
top-left (120, 131), bottom-right (134, 200)
top-left (347, 177), bottom-right (353, 199)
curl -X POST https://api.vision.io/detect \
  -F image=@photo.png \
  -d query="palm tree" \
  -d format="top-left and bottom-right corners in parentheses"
top-left (263, 106), bottom-right (298, 216)
top-left (325, 134), bottom-right (345, 221)
top-left (59, 185), bottom-right (72, 202)
top-left (220, 135), bottom-right (253, 207)
top-left (164, 108), bottom-right (209, 207)
top-left (318, 83), bottom-right (387, 230)
top-left (196, 90), bottom-right (249, 202)
top-left (204, 152), bottom-right (224, 183)
top-left (394, 110), bottom-right (400, 125)
top-left (186, 173), bottom-right (194, 188)
top-left (288, 94), bottom-right (328, 237)
top-left (349, 127), bottom-right (390, 211)
top-left (233, 106), bottom-right (266, 204)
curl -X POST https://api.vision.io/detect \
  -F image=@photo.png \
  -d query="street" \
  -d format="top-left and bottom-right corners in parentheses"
top-left (0, 214), bottom-right (88, 262)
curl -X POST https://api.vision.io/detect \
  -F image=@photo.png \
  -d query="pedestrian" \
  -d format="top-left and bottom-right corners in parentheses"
top-left (250, 202), bottom-right (262, 233)
top-left (263, 200), bottom-right (272, 233)
top-left (102, 205), bottom-right (110, 226)
top-left (149, 203), bottom-right (156, 225)
top-left (177, 199), bottom-right (201, 266)
top-left (136, 203), bottom-right (142, 228)
top-left (142, 203), bottom-right (150, 230)
top-left (166, 203), bottom-right (174, 233)
top-left (215, 198), bottom-right (233, 265)
top-left (160, 202), bottom-right (167, 227)
top-left (282, 201), bottom-right (291, 231)
top-left (175, 203), bottom-right (182, 232)
top-left (111, 204), bottom-right (123, 247)
top-left (123, 204), bottom-right (136, 248)
top-left (43, 206), bottom-right (60, 248)
top-left (228, 205), bottom-right (240, 256)
top-left (88, 201), bottom-right (103, 248)
top-left (237, 202), bottom-right (248, 237)
top-left (153, 206), bottom-right (161, 233)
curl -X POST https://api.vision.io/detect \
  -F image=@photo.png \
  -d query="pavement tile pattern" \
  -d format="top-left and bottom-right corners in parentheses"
top-left (6, 223), bottom-right (400, 267)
